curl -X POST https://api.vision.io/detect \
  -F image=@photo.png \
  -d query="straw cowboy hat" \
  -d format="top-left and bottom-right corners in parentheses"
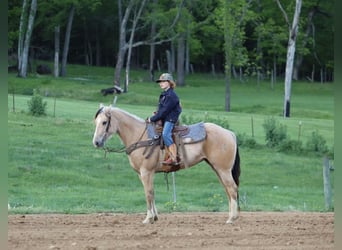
top-left (156, 73), bottom-right (176, 88)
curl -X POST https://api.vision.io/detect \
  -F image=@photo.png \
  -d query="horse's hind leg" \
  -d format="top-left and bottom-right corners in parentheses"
top-left (139, 170), bottom-right (158, 224)
top-left (216, 170), bottom-right (239, 224)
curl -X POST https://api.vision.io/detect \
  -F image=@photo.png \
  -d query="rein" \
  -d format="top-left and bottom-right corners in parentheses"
top-left (103, 145), bottom-right (126, 157)
top-left (103, 122), bottom-right (148, 158)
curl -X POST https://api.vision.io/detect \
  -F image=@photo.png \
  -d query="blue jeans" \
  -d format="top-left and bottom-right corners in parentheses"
top-left (162, 121), bottom-right (175, 147)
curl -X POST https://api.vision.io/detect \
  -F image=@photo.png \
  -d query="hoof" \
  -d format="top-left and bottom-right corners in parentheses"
top-left (226, 216), bottom-right (238, 224)
top-left (142, 217), bottom-right (155, 224)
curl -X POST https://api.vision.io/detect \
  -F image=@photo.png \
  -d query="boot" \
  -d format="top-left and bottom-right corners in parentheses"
top-left (162, 144), bottom-right (178, 165)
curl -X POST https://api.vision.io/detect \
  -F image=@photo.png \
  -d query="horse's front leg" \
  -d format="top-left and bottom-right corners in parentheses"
top-left (139, 170), bottom-right (158, 224)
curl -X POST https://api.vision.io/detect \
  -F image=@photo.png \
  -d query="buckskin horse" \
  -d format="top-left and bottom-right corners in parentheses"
top-left (92, 104), bottom-right (240, 224)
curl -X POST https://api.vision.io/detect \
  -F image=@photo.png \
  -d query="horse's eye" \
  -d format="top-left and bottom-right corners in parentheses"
top-left (102, 121), bottom-right (107, 126)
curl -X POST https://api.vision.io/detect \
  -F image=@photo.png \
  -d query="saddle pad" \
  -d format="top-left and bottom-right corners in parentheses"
top-left (147, 122), bottom-right (206, 144)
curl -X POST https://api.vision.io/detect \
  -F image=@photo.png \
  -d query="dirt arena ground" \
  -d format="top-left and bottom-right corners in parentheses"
top-left (8, 212), bottom-right (334, 250)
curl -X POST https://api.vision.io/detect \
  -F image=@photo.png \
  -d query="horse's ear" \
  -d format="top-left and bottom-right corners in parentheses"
top-left (104, 105), bottom-right (112, 117)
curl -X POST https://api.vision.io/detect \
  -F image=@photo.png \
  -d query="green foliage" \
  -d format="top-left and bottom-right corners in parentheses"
top-left (236, 132), bottom-right (257, 148)
top-left (8, 0), bottom-right (334, 82)
top-left (163, 201), bottom-right (187, 212)
top-left (262, 117), bottom-right (287, 147)
top-left (181, 114), bottom-right (201, 125)
top-left (207, 193), bottom-right (224, 212)
top-left (278, 138), bottom-right (303, 153)
top-left (27, 89), bottom-right (47, 116)
top-left (306, 130), bottom-right (328, 154)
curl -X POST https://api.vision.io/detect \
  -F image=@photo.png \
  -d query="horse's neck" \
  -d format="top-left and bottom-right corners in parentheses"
top-left (111, 108), bottom-right (146, 146)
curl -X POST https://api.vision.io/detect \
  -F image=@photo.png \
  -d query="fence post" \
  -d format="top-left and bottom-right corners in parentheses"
top-left (12, 89), bottom-right (15, 112)
top-left (172, 172), bottom-right (177, 203)
top-left (53, 96), bottom-right (56, 117)
top-left (251, 116), bottom-right (254, 138)
top-left (323, 156), bottom-right (332, 210)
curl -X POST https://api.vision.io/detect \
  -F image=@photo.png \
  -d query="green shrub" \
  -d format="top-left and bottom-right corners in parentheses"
top-left (180, 114), bottom-right (200, 125)
top-left (237, 132), bottom-right (257, 148)
top-left (27, 89), bottom-right (47, 116)
top-left (306, 130), bottom-right (328, 154)
top-left (279, 138), bottom-right (303, 153)
top-left (207, 193), bottom-right (224, 212)
top-left (163, 201), bottom-right (187, 212)
top-left (262, 117), bottom-right (287, 148)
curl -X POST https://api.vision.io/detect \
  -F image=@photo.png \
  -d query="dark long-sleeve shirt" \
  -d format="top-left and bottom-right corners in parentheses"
top-left (150, 88), bottom-right (182, 123)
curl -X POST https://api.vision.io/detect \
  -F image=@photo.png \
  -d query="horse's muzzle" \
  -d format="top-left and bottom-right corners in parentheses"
top-left (93, 140), bottom-right (104, 148)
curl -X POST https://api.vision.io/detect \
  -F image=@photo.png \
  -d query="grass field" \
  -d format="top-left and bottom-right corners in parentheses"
top-left (8, 65), bottom-right (334, 214)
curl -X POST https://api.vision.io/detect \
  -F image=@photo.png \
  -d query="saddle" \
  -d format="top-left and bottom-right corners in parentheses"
top-left (126, 122), bottom-right (206, 173)
top-left (146, 122), bottom-right (206, 145)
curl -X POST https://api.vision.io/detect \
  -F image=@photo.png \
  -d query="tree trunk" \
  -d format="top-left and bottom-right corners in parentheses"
top-left (223, 0), bottom-right (231, 112)
top-left (18, 0), bottom-right (28, 74)
top-left (176, 34), bottom-right (185, 86)
top-left (149, 0), bottom-right (157, 81)
top-left (185, 19), bottom-right (191, 74)
top-left (166, 50), bottom-right (172, 73)
top-left (54, 26), bottom-right (60, 78)
top-left (114, 0), bottom-right (133, 87)
top-left (293, 7), bottom-right (315, 80)
top-left (18, 0), bottom-right (37, 78)
top-left (273, 54), bottom-right (277, 84)
top-left (255, 0), bottom-right (266, 79)
top-left (83, 19), bottom-right (91, 66)
top-left (60, 5), bottom-right (75, 77)
top-left (95, 24), bottom-right (101, 66)
top-left (124, 0), bottom-right (147, 92)
top-left (225, 75), bottom-right (231, 112)
top-left (281, 0), bottom-right (302, 117)
top-left (171, 41), bottom-right (176, 73)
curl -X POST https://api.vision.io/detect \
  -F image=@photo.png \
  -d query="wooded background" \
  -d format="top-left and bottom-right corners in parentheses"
top-left (8, 0), bottom-right (334, 80)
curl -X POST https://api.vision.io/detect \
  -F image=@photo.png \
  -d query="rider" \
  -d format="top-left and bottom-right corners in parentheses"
top-left (147, 73), bottom-right (182, 165)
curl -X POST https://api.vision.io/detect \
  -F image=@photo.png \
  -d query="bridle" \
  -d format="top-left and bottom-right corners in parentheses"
top-left (94, 106), bottom-right (111, 134)
top-left (95, 107), bottom-right (148, 156)
top-left (104, 112), bottom-right (111, 133)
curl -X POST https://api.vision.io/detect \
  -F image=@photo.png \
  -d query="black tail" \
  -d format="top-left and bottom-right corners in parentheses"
top-left (232, 146), bottom-right (241, 210)
top-left (232, 146), bottom-right (240, 187)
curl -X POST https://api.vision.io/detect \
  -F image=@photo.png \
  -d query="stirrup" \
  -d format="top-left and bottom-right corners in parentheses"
top-left (162, 158), bottom-right (179, 165)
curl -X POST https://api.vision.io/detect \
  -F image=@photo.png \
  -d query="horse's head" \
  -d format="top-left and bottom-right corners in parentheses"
top-left (92, 104), bottom-right (116, 148)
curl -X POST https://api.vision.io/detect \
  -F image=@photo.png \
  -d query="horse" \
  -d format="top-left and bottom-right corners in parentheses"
top-left (92, 104), bottom-right (241, 224)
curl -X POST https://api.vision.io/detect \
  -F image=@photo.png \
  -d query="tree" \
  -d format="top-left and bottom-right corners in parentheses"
top-left (292, 1), bottom-right (333, 82)
top-left (220, 0), bottom-right (250, 111)
top-left (149, 0), bottom-right (158, 81)
top-left (176, 33), bottom-right (186, 86)
top-left (124, 0), bottom-right (147, 92)
top-left (54, 25), bottom-right (60, 77)
top-left (276, 0), bottom-right (302, 117)
top-left (35, 0), bottom-right (102, 77)
top-left (251, 1), bottom-right (288, 85)
top-left (222, 0), bottom-right (232, 111)
top-left (60, 4), bottom-right (75, 77)
top-left (113, 0), bottom-right (185, 88)
top-left (18, 0), bottom-right (37, 78)
top-left (114, 0), bottom-right (134, 87)
top-left (8, 0), bottom-right (333, 82)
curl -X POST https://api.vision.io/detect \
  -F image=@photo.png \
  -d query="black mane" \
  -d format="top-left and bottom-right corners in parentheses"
top-left (94, 107), bottom-right (104, 119)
